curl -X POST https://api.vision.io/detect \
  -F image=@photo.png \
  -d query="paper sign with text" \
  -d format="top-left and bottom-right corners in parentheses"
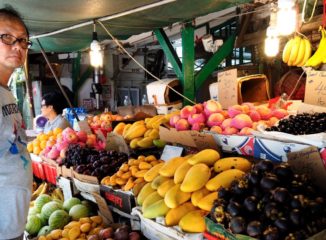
top-left (217, 68), bottom-right (238, 108)
top-left (287, 146), bottom-right (326, 193)
top-left (160, 145), bottom-right (184, 161)
top-left (305, 70), bottom-right (326, 107)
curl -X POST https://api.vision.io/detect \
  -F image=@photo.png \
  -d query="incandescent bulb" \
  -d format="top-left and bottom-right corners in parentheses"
top-left (90, 40), bottom-right (103, 68)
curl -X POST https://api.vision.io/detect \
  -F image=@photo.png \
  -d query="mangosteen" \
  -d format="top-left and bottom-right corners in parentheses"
top-left (272, 187), bottom-right (291, 203)
top-left (230, 180), bottom-right (248, 196)
top-left (244, 196), bottom-right (257, 213)
top-left (251, 186), bottom-right (263, 199)
top-left (289, 209), bottom-right (303, 226)
top-left (260, 175), bottom-right (279, 191)
top-left (263, 226), bottom-right (279, 240)
top-left (227, 201), bottom-right (242, 217)
top-left (274, 218), bottom-right (289, 232)
top-left (264, 202), bottom-right (280, 220)
top-left (229, 216), bottom-right (246, 234)
top-left (75, 164), bottom-right (86, 173)
top-left (82, 169), bottom-right (91, 175)
top-left (92, 160), bottom-right (101, 169)
top-left (273, 164), bottom-right (294, 183)
top-left (246, 220), bottom-right (263, 238)
top-left (290, 198), bottom-right (302, 209)
top-left (218, 187), bottom-right (231, 200)
top-left (248, 171), bottom-right (262, 186)
top-left (254, 160), bottom-right (274, 172)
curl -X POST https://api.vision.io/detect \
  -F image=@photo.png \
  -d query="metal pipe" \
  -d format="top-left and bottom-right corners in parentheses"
top-left (36, 38), bottom-right (80, 121)
top-left (30, 0), bottom-right (176, 39)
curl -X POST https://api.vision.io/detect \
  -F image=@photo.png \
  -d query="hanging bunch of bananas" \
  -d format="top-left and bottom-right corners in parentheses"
top-left (305, 26), bottom-right (326, 68)
top-left (31, 182), bottom-right (48, 201)
top-left (282, 34), bottom-right (312, 67)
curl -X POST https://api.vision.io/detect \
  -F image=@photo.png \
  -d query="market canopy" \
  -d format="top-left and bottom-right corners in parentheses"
top-left (0, 0), bottom-right (251, 53)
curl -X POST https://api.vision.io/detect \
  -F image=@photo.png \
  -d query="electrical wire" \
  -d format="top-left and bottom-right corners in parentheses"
top-left (302, 0), bottom-right (319, 23)
top-left (287, 69), bottom-right (306, 100)
top-left (97, 20), bottom-right (197, 105)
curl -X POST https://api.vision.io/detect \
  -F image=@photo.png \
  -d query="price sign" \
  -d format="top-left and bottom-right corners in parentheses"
top-left (305, 70), bottom-right (326, 107)
top-left (160, 145), bottom-right (184, 161)
top-left (217, 69), bottom-right (238, 108)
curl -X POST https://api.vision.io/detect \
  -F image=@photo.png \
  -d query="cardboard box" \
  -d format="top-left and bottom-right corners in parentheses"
top-left (254, 138), bottom-right (310, 162)
top-left (217, 69), bottom-right (270, 108)
top-left (159, 126), bottom-right (220, 150)
top-left (131, 207), bottom-right (204, 240)
top-left (155, 102), bottom-right (183, 115)
top-left (73, 177), bottom-right (100, 194)
top-left (100, 185), bottom-right (136, 214)
top-left (57, 165), bottom-right (74, 178)
top-left (73, 170), bottom-right (99, 184)
top-left (209, 133), bottom-right (255, 156)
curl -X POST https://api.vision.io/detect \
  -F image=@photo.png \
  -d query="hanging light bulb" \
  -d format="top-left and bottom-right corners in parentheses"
top-left (277, 0), bottom-right (296, 36)
top-left (265, 7), bottom-right (280, 57)
top-left (90, 21), bottom-right (103, 68)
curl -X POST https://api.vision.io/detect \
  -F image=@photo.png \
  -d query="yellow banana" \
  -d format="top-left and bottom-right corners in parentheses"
top-left (297, 38), bottom-right (312, 67)
top-left (282, 38), bottom-right (294, 63)
top-left (305, 27), bottom-right (326, 68)
top-left (288, 36), bottom-right (301, 66)
top-left (293, 37), bottom-right (306, 66)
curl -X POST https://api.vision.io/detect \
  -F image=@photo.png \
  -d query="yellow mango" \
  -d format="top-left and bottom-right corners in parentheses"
top-left (80, 222), bottom-right (91, 233)
top-left (191, 187), bottom-right (211, 207)
top-left (123, 178), bottom-right (135, 191)
top-left (151, 175), bottom-right (170, 189)
top-left (50, 229), bottom-right (62, 239)
top-left (145, 155), bottom-right (157, 162)
top-left (134, 169), bottom-right (148, 178)
top-left (113, 122), bottom-right (126, 135)
top-left (132, 181), bottom-right (147, 197)
top-left (79, 217), bottom-right (91, 224)
top-left (122, 124), bottom-right (132, 138)
top-left (144, 162), bottom-right (164, 182)
top-left (139, 162), bottom-right (152, 170)
top-left (164, 184), bottom-right (191, 208)
top-left (64, 221), bottom-right (81, 229)
top-left (206, 169), bottom-right (245, 191)
top-left (137, 182), bottom-right (156, 205)
top-left (213, 157), bottom-right (252, 173)
top-left (137, 136), bottom-right (154, 148)
top-left (159, 156), bottom-right (187, 177)
top-left (174, 161), bottom-right (192, 184)
top-left (148, 128), bottom-right (159, 139)
top-left (129, 137), bottom-right (143, 149)
top-left (180, 163), bottom-right (211, 192)
top-left (165, 202), bottom-right (197, 226)
top-left (125, 124), bottom-right (147, 141)
top-left (179, 210), bottom-right (207, 233)
top-left (142, 191), bottom-right (163, 211)
top-left (197, 192), bottom-right (218, 211)
top-left (61, 228), bottom-right (69, 238)
top-left (188, 149), bottom-right (220, 166)
top-left (157, 179), bottom-right (175, 197)
top-left (90, 216), bottom-right (103, 224)
top-left (68, 226), bottom-right (80, 240)
top-left (143, 199), bottom-right (170, 219)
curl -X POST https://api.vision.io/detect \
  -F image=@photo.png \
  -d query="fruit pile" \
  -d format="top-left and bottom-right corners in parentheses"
top-left (27, 127), bottom-right (105, 164)
top-left (210, 160), bottom-right (326, 239)
top-left (266, 112), bottom-right (326, 135)
top-left (87, 112), bottom-right (126, 130)
top-left (282, 35), bottom-right (311, 67)
top-left (169, 100), bottom-right (288, 135)
top-left (113, 115), bottom-right (170, 149)
top-left (26, 194), bottom-right (95, 237)
top-left (62, 144), bottom-right (128, 180)
top-left (101, 155), bottom-right (165, 191)
top-left (133, 149), bottom-right (252, 233)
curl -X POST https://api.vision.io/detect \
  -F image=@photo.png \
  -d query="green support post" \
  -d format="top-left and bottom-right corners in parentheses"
top-left (182, 23), bottom-right (195, 104)
top-left (154, 28), bottom-right (183, 85)
top-left (72, 52), bottom-right (81, 105)
top-left (194, 34), bottom-right (236, 92)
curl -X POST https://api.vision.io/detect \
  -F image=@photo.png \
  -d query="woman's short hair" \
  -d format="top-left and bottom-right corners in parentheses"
top-left (42, 91), bottom-right (68, 115)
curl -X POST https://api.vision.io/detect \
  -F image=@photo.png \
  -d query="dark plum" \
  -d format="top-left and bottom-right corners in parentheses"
top-left (272, 187), bottom-right (291, 203)
top-left (226, 201), bottom-right (242, 217)
top-left (274, 218), bottom-right (289, 232)
top-left (289, 209), bottom-right (303, 226)
top-left (244, 196), bottom-right (257, 213)
top-left (254, 160), bottom-right (274, 172)
top-left (229, 216), bottom-right (246, 234)
top-left (260, 175), bottom-right (279, 191)
top-left (263, 226), bottom-right (279, 240)
top-left (246, 220), bottom-right (263, 238)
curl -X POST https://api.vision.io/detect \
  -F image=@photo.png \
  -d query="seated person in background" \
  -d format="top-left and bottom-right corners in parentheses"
top-left (41, 91), bottom-right (71, 133)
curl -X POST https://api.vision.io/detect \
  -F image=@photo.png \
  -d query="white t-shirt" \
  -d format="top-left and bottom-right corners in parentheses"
top-left (43, 114), bottom-right (70, 133)
top-left (0, 86), bottom-right (33, 239)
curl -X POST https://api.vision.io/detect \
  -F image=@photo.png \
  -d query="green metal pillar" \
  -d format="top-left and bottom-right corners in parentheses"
top-left (194, 34), bottom-right (236, 92)
top-left (154, 28), bottom-right (183, 85)
top-left (181, 23), bottom-right (195, 104)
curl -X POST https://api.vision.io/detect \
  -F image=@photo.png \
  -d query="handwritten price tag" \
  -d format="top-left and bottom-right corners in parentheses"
top-left (305, 70), bottom-right (326, 107)
top-left (217, 69), bottom-right (238, 108)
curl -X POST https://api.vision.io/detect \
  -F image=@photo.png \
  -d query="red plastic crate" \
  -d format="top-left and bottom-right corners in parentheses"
top-left (31, 160), bottom-right (45, 180)
top-left (42, 162), bottom-right (57, 185)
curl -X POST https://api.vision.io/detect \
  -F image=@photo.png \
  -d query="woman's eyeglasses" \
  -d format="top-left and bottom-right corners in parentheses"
top-left (0, 34), bottom-right (32, 49)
